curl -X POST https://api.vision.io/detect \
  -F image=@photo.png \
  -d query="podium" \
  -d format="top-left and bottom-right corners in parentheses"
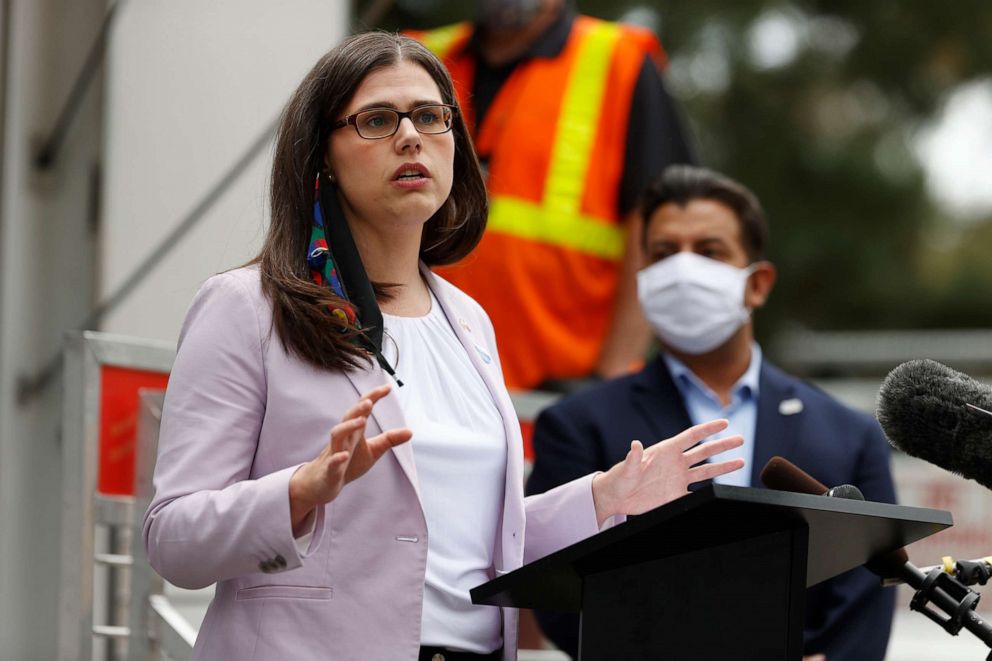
top-left (472, 485), bottom-right (951, 660)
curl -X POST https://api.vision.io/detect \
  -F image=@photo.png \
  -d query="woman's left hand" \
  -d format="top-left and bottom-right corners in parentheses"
top-left (591, 419), bottom-right (745, 526)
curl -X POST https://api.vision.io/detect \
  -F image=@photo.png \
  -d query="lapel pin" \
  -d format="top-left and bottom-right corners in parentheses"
top-left (779, 398), bottom-right (804, 416)
top-left (458, 317), bottom-right (471, 333)
top-left (475, 344), bottom-right (492, 364)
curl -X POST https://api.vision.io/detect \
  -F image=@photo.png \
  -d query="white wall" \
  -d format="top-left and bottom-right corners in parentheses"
top-left (101, 0), bottom-right (349, 342)
top-left (0, 1), bottom-right (349, 656)
top-left (0, 0), bottom-right (105, 657)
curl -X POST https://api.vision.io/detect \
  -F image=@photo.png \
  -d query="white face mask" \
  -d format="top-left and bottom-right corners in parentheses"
top-left (637, 252), bottom-right (755, 355)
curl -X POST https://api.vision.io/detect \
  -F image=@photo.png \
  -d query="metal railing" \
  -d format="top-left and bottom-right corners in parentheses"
top-left (130, 390), bottom-right (196, 660)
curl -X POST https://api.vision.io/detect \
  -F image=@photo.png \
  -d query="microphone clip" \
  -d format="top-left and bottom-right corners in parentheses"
top-left (955, 558), bottom-right (992, 587)
top-left (909, 566), bottom-right (982, 637)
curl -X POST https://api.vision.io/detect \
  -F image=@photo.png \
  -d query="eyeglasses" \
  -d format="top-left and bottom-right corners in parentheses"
top-left (331, 104), bottom-right (457, 140)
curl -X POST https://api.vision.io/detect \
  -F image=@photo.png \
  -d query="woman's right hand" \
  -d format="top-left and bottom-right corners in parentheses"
top-left (289, 385), bottom-right (412, 535)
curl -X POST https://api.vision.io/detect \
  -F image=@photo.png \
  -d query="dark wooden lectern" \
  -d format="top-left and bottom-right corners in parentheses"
top-left (472, 485), bottom-right (951, 660)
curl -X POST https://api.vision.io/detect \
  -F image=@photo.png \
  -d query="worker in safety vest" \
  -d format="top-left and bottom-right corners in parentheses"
top-left (407, 0), bottom-right (695, 391)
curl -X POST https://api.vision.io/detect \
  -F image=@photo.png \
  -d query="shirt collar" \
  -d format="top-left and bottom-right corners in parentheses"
top-left (468, 2), bottom-right (575, 62)
top-left (662, 343), bottom-right (763, 406)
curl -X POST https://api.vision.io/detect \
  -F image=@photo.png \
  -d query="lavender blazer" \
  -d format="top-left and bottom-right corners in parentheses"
top-left (143, 264), bottom-right (602, 660)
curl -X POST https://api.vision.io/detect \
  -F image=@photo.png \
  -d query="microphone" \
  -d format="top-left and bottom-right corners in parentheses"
top-left (825, 484), bottom-right (865, 501)
top-left (876, 359), bottom-right (992, 490)
top-left (759, 457), bottom-right (907, 579)
top-left (758, 456), bottom-right (864, 497)
top-left (760, 456), bottom-right (992, 648)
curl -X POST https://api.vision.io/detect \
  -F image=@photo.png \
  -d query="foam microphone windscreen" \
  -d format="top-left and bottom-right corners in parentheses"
top-left (877, 359), bottom-right (992, 490)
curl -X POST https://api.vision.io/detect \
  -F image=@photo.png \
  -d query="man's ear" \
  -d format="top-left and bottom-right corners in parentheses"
top-left (745, 261), bottom-right (776, 309)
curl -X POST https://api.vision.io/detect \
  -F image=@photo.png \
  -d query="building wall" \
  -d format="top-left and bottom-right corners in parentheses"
top-left (0, 1), bottom-right (348, 656)
top-left (101, 0), bottom-right (349, 341)
top-left (0, 0), bottom-right (105, 656)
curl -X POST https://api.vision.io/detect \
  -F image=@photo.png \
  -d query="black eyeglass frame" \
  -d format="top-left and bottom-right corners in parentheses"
top-left (330, 103), bottom-right (459, 140)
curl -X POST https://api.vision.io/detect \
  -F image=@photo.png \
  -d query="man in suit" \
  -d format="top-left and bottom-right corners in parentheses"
top-left (525, 165), bottom-right (897, 661)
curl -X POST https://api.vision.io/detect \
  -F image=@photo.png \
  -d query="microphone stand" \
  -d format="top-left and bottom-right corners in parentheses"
top-left (897, 562), bottom-right (992, 658)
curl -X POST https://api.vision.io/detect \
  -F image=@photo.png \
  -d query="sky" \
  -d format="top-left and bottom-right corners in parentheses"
top-left (914, 79), bottom-right (992, 223)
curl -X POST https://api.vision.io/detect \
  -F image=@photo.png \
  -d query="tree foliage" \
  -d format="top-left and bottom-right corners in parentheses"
top-left (365, 1), bottom-right (992, 343)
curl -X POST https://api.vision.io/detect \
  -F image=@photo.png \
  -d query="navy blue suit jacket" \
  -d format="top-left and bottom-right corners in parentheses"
top-left (525, 355), bottom-right (897, 660)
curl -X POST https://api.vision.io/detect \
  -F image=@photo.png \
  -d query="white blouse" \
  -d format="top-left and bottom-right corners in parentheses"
top-left (382, 291), bottom-right (507, 653)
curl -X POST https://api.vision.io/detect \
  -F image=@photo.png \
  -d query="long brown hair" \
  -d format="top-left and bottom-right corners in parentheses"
top-left (258, 32), bottom-right (487, 371)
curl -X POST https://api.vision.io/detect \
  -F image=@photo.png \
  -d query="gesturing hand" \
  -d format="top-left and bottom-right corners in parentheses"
top-left (591, 419), bottom-right (745, 526)
top-left (289, 385), bottom-right (412, 534)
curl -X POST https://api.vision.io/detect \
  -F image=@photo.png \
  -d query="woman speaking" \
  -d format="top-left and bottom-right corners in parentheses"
top-left (142, 31), bottom-right (744, 660)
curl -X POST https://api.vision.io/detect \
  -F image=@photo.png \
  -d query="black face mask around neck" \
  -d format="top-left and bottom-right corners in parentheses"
top-left (316, 171), bottom-right (403, 385)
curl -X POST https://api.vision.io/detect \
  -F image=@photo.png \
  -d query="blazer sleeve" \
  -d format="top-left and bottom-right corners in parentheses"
top-left (142, 272), bottom-right (324, 589)
top-left (522, 473), bottom-right (602, 566)
top-left (804, 419), bottom-right (897, 661)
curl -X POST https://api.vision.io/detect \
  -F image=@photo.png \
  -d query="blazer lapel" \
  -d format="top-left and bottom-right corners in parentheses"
top-left (422, 267), bottom-right (522, 468)
top-left (342, 355), bottom-right (421, 501)
top-left (751, 362), bottom-right (802, 487)
top-left (422, 265), bottom-right (525, 569)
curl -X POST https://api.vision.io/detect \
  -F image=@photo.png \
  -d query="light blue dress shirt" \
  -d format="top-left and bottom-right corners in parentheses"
top-left (662, 343), bottom-right (762, 487)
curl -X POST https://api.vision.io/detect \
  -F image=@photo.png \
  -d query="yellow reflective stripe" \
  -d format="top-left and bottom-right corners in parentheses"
top-left (419, 22), bottom-right (471, 58)
top-left (543, 21), bottom-right (621, 217)
top-left (488, 196), bottom-right (624, 260)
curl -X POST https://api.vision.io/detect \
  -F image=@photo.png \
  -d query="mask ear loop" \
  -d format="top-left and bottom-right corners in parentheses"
top-left (741, 261), bottom-right (762, 313)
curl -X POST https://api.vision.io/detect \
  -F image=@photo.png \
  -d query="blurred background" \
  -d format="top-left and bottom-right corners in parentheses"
top-left (0, 0), bottom-right (990, 658)
top-left (389, 0), bottom-right (992, 338)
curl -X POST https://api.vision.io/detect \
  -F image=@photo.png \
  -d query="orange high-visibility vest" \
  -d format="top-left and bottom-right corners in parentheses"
top-left (408, 17), bottom-right (663, 389)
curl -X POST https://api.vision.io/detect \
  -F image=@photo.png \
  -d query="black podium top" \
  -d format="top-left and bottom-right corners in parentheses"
top-left (473, 484), bottom-right (951, 611)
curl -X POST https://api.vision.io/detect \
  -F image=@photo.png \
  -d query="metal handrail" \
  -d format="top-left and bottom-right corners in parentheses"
top-left (60, 332), bottom-right (174, 660)
top-left (148, 596), bottom-right (195, 659)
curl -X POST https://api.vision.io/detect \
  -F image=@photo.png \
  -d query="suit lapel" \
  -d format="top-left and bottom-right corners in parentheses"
top-left (751, 362), bottom-right (802, 487)
top-left (634, 356), bottom-right (805, 489)
top-left (631, 357), bottom-right (695, 445)
top-left (342, 349), bottom-right (421, 501)
top-left (632, 358), bottom-right (715, 491)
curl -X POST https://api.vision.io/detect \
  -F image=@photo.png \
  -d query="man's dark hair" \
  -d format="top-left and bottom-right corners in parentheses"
top-left (640, 165), bottom-right (768, 262)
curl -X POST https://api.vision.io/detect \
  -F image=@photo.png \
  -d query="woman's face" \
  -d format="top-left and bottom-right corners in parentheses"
top-left (326, 60), bottom-right (455, 240)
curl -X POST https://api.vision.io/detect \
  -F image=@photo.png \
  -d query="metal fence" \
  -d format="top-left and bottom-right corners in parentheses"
top-left (59, 331), bottom-right (183, 660)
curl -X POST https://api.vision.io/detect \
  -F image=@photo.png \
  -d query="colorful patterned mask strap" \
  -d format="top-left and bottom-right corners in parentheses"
top-left (308, 174), bottom-right (357, 327)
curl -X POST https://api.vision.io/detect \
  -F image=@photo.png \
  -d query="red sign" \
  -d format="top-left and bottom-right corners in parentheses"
top-left (97, 366), bottom-right (169, 496)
